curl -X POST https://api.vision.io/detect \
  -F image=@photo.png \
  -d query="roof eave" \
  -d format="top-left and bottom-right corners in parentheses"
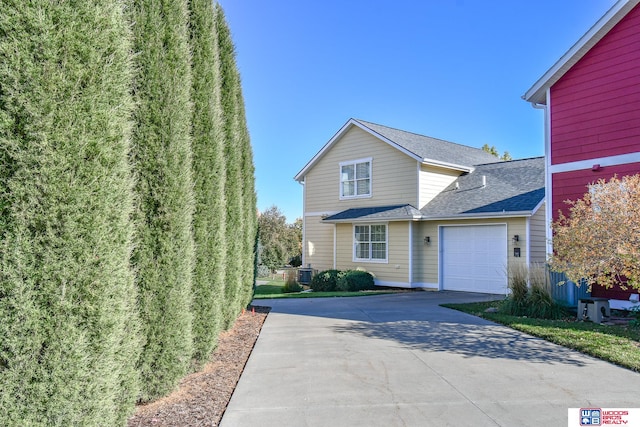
top-left (294, 118), bottom-right (358, 182)
top-left (522, 0), bottom-right (638, 105)
top-left (422, 159), bottom-right (473, 173)
top-left (323, 215), bottom-right (424, 223)
top-left (294, 118), bottom-right (426, 182)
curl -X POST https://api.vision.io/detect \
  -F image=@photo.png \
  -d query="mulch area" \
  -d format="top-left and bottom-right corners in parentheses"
top-left (128, 306), bottom-right (270, 427)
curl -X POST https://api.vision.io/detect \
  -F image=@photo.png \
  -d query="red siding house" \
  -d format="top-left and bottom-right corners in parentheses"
top-left (524, 0), bottom-right (640, 309)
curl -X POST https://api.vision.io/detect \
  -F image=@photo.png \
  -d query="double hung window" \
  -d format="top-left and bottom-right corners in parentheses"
top-left (354, 224), bottom-right (387, 262)
top-left (340, 158), bottom-right (371, 198)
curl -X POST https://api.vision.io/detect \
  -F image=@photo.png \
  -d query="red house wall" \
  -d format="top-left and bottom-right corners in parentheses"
top-left (552, 163), bottom-right (640, 300)
top-left (550, 4), bottom-right (640, 165)
top-left (551, 162), bottom-right (640, 220)
top-left (550, 4), bottom-right (640, 301)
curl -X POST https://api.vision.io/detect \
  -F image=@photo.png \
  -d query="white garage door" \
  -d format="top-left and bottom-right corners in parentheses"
top-left (441, 225), bottom-right (508, 294)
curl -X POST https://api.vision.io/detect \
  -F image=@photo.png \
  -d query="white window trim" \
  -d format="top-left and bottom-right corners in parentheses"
top-left (353, 222), bottom-right (388, 263)
top-left (339, 157), bottom-right (373, 200)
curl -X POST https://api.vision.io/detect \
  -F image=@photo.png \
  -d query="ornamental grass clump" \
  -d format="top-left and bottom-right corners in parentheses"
top-left (502, 263), bottom-right (529, 316)
top-left (283, 270), bottom-right (303, 293)
top-left (527, 264), bottom-right (566, 319)
top-left (501, 263), bottom-right (567, 319)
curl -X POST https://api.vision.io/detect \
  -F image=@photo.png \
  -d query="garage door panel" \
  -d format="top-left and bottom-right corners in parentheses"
top-left (441, 225), bottom-right (508, 294)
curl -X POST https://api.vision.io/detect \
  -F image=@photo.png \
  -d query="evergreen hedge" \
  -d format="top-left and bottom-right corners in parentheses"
top-left (130, 0), bottom-right (195, 401)
top-left (0, 1), bottom-right (256, 420)
top-left (188, 0), bottom-right (228, 364)
top-left (0, 1), bottom-right (141, 425)
top-left (216, 5), bottom-right (246, 326)
top-left (237, 65), bottom-right (258, 310)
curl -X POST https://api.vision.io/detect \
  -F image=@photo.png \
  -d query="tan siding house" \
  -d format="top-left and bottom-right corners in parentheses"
top-left (529, 202), bottom-right (547, 264)
top-left (295, 119), bottom-right (546, 294)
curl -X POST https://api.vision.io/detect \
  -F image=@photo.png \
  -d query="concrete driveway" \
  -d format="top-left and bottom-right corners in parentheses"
top-left (220, 292), bottom-right (640, 427)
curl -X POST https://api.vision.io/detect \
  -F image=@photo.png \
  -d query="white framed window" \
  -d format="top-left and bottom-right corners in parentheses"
top-left (354, 224), bottom-right (387, 262)
top-left (340, 158), bottom-right (371, 199)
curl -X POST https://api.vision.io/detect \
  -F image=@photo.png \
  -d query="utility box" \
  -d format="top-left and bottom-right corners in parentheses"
top-left (578, 298), bottom-right (610, 323)
top-left (298, 267), bottom-right (314, 285)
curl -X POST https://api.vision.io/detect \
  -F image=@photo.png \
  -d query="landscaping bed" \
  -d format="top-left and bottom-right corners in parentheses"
top-left (128, 306), bottom-right (270, 427)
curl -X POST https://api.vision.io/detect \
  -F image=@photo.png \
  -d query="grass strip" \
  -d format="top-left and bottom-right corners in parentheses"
top-left (442, 301), bottom-right (640, 372)
top-left (253, 280), bottom-right (401, 299)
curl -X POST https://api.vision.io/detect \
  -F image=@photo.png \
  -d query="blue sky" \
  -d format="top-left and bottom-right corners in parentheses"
top-left (221, 0), bottom-right (618, 223)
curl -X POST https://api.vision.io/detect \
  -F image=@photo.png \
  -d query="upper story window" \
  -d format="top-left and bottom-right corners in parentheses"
top-left (340, 158), bottom-right (371, 199)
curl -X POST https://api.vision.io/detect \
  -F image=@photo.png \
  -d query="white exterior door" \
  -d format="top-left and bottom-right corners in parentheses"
top-left (440, 225), bottom-right (508, 294)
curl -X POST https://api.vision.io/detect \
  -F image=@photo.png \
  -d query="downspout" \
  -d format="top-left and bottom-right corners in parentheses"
top-left (530, 89), bottom-right (553, 258)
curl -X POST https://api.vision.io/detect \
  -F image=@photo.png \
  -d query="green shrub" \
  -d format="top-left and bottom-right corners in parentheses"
top-left (310, 270), bottom-right (341, 292)
top-left (337, 270), bottom-right (375, 292)
top-left (629, 306), bottom-right (640, 328)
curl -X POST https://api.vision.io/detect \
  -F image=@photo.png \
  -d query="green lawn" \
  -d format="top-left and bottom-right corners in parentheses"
top-left (442, 300), bottom-right (640, 372)
top-left (253, 278), bottom-right (402, 299)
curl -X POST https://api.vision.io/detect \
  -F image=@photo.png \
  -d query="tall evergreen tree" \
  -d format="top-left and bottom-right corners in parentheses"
top-left (216, 4), bottom-right (245, 325)
top-left (188, 0), bottom-right (228, 364)
top-left (236, 85), bottom-right (258, 309)
top-left (214, 5), bottom-right (257, 315)
top-left (0, 1), bottom-right (141, 425)
top-left (130, 0), bottom-right (195, 401)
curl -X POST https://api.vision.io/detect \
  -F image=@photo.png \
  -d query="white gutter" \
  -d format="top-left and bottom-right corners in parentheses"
top-left (421, 158), bottom-right (473, 173)
top-left (323, 215), bottom-right (424, 224)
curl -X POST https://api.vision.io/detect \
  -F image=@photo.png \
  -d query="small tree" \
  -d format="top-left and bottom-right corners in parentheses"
top-left (257, 206), bottom-right (301, 272)
top-left (550, 174), bottom-right (640, 291)
top-left (481, 143), bottom-right (511, 161)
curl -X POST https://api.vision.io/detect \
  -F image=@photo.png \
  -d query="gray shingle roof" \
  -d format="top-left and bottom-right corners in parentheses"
top-left (420, 157), bottom-right (545, 218)
top-left (323, 205), bottom-right (423, 222)
top-left (355, 119), bottom-right (501, 168)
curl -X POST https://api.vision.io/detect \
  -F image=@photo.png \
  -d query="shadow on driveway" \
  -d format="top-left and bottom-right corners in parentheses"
top-left (333, 319), bottom-right (587, 367)
top-left (261, 292), bottom-right (587, 367)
